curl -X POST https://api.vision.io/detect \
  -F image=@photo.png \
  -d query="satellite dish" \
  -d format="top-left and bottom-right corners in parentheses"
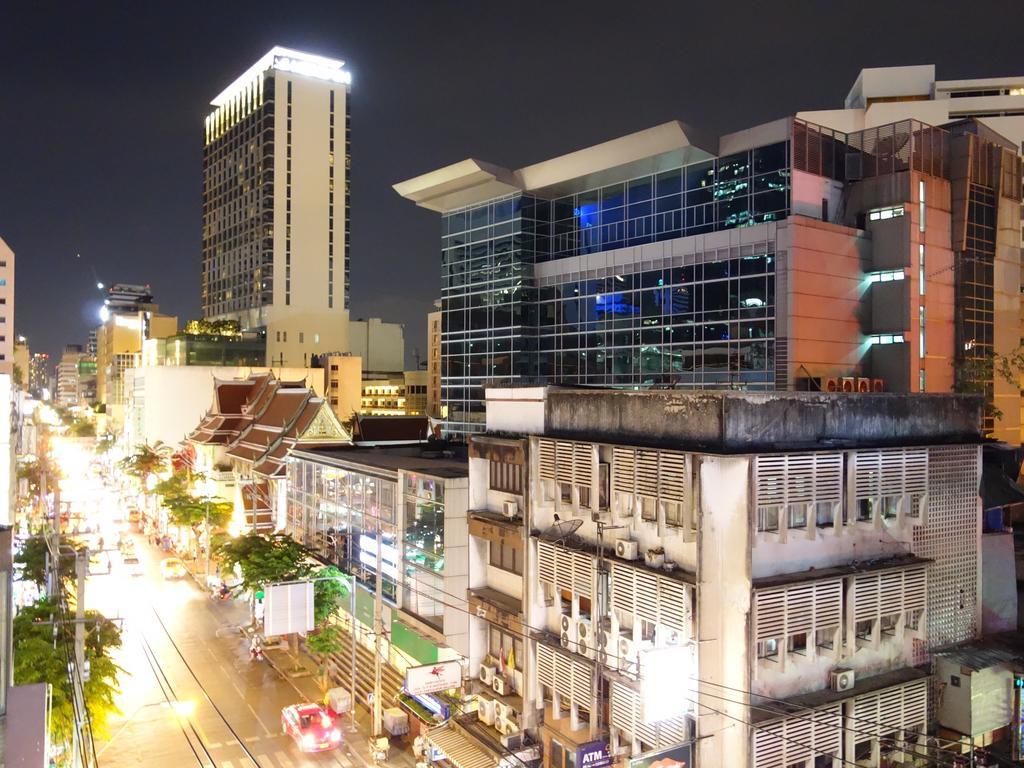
top-left (539, 518), bottom-right (583, 542)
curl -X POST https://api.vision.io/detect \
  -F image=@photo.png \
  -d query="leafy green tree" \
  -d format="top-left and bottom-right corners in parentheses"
top-left (307, 566), bottom-right (350, 690)
top-left (14, 535), bottom-right (82, 597)
top-left (68, 418), bottom-right (96, 438)
top-left (117, 442), bottom-right (171, 483)
top-left (13, 598), bottom-right (123, 753)
top-left (214, 533), bottom-right (311, 622)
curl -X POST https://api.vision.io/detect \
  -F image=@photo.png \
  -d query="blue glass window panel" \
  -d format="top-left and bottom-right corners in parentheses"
top-left (601, 184), bottom-right (625, 209)
top-left (554, 198), bottom-right (575, 221)
top-left (628, 201), bottom-right (652, 219)
top-left (754, 170), bottom-right (789, 193)
top-left (628, 177), bottom-right (652, 203)
top-left (686, 161), bottom-right (715, 191)
top-left (602, 206), bottom-right (624, 224)
top-left (470, 206), bottom-right (488, 229)
top-left (656, 169), bottom-right (682, 197)
top-left (493, 198), bottom-right (514, 222)
top-left (656, 194), bottom-right (682, 214)
top-left (753, 142), bottom-right (788, 174)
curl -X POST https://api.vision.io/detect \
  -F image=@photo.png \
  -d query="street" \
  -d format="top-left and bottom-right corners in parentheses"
top-left (88, 533), bottom-right (369, 768)
top-left (50, 452), bottom-right (372, 768)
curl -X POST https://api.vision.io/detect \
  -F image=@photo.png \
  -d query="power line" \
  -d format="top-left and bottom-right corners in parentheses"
top-left (146, 603), bottom-right (263, 768)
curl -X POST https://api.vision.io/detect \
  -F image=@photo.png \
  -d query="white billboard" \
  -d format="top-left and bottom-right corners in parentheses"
top-left (264, 581), bottom-right (315, 637)
top-left (404, 660), bottom-right (462, 695)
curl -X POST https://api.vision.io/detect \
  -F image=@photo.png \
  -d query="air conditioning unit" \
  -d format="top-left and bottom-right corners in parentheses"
top-left (479, 663), bottom-right (497, 686)
top-left (619, 637), bottom-right (640, 677)
top-left (492, 676), bottom-right (508, 696)
top-left (595, 629), bottom-right (617, 669)
top-left (872, 378), bottom-right (885, 392)
top-left (501, 732), bottom-right (525, 751)
top-left (615, 539), bottom-right (639, 560)
top-left (502, 500), bottom-right (518, 519)
top-left (560, 614), bottom-right (576, 649)
top-left (493, 700), bottom-right (511, 722)
top-left (830, 668), bottom-right (856, 692)
top-left (841, 377), bottom-right (856, 392)
top-left (856, 377), bottom-right (871, 393)
top-left (495, 717), bottom-right (515, 736)
top-left (824, 377), bottom-right (841, 392)
top-left (477, 697), bottom-right (496, 726)
top-left (576, 618), bottom-right (592, 643)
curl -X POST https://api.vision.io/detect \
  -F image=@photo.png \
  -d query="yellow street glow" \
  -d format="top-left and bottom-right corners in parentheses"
top-left (170, 700), bottom-right (196, 718)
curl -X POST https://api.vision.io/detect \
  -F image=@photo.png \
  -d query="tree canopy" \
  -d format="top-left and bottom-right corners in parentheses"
top-left (117, 442), bottom-right (171, 483)
top-left (13, 598), bottom-right (123, 748)
top-left (214, 533), bottom-right (311, 593)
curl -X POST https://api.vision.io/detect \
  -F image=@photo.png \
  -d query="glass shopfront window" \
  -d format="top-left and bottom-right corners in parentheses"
top-left (402, 473), bottom-right (446, 628)
top-left (286, 458), bottom-right (398, 601)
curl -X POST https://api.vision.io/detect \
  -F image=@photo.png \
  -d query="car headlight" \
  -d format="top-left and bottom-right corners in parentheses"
top-left (301, 733), bottom-right (314, 748)
top-left (331, 730), bottom-right (341, 741)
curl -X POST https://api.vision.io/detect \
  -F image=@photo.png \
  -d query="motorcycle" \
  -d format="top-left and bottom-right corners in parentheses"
top-left (249, 642), bottom-right (264, 662)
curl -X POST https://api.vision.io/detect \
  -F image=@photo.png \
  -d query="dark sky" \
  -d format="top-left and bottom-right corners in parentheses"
top-left (3, 0), bottom-right (1022, 367)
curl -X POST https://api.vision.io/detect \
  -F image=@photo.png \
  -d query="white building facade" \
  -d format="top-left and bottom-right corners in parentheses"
top-left (469, 387), bottom-right (984, 768)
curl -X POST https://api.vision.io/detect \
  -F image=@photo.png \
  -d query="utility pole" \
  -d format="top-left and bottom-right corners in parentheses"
top-left (349, 571), bottom-right (357, 733)
top-left (70, 548), bottom-right (88, 768)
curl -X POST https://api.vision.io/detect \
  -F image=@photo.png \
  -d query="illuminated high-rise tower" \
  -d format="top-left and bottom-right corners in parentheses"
top-left (202, 47), bottom-right (351, 367)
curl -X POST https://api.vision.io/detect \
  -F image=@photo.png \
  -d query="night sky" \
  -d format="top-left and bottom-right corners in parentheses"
top-left (3, 0), bottom-right (1022, 367)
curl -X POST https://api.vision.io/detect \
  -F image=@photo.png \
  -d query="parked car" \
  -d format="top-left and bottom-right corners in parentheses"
top-left (281, 703), bottom-right (341, 752)
top-left (160, 557), bottom-right (187, 580)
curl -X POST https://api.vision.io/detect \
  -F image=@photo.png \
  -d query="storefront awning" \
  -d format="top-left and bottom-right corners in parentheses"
top-left (427, 725), bottom-right (497, 768)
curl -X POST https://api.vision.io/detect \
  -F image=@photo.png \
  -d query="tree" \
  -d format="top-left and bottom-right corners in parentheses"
top-left (14, 535), bottom-right (82, 597)
top-left (68, 418), bottom-right (96, 438)
top-left (214, 533), bottom-right (311, 622)
top-left (13, 598), bottom-right (123, 757)
top-left (117, 442), bottom-right (171, 484)
top-left (307, 566), bottom-right (349, 690)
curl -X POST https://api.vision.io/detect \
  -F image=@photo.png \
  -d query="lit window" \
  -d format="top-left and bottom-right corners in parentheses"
top-left (867, 270), bottom-right (905, 283)
top-left (868, 206), bottom-right (905, 221)
top-left (869, 334), bottom-right (905, 345)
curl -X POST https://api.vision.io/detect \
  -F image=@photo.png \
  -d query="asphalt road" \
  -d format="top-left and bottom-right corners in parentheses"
top-left (89, 533), bottom-right (367, 768)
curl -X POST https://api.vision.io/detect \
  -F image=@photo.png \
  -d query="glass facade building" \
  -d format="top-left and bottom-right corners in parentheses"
top-left (441, 141), bottom-right (789, 433)
top-left (286, 451), bottom-right (463, 631)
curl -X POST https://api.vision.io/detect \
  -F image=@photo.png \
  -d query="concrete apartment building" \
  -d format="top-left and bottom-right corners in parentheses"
top-left (456, 387), bottom-right (985, 768)
top-left (202, 47), bottom-right (352, 369)
top-left (395, 65), bottom-right (1024, 441)
top-left (0, 237), bottom-right (14, 374)
top-left (56, 344), bottom-right (85, 406)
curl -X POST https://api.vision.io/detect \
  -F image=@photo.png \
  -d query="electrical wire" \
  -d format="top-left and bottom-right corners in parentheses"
top-left (136, 626), bottom-right (212, 768)
top-left (146, 603), bottom-right (263, 768)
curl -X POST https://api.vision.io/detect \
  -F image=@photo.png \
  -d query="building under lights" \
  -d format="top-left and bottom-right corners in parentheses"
top-left (456, 386), bottom-right (986, 768)
top-left (395, 65), bottom-right (1024, 440)
top-left (202, 47), bottom-right (352, 369)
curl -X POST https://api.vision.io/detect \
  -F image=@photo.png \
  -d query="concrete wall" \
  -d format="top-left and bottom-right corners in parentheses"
top-left (541, 389), bottom-right (982, 454)
top-left (325, 354), bottom-right (362, 423)
top-left (981, 532), bottom-right (1017, 634)
top-left (349, 318), bottom-right (404, 373)
top-left (696, 455), bottom-right (751, 768)
top-left (266, 68), bottom-right (350, 368)
top-left (781, 216), bottom-right (869, 384)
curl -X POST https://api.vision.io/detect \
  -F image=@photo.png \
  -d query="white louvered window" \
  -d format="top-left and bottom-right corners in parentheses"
top-left (850, 680), bottom-right (928, 760)
top-left (612, 447), bottom-right (692, 530)
top-left (752, 705), bottom-right (842, 768)
top-left (536, 642), bottom-right (593, 709)
top-left (850, 448), bottom-right (928, 527)
top-left (537, 540), bottom-right (596, 602)
top-left (851, 565), bottom-right (927, 650)
top-left (754, 579), bottom-right (843, 669)
top-left (753, 453), bottom-right (842, 539)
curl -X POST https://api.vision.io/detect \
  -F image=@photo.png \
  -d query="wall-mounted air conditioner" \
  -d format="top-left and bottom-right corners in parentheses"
top-left (596, 629), bottom-right (617, 669)
top-left (615, 539), bottom-right (639, 560)
top-left (830, 668), bottom-right (855, 692)
top-left (502, 500), bottom-right (518, 519)
top-left (619, 637), bottom-right (640, 677)
top-left (560, 614), bottom-right (576, 650)
top-left (658, 627), bottom-right (682, 646)
top-left (495, 716), bottom-right (515, 736)
top-left (501, 732), bottom-right (525, 751)
top-left (576, 618), bottom-right (595, 658)
top-left (492, 676), bottom-right (508, 696)
top-left (479, 663), bottom-right (497, 686)
top-left (494, 700), bottom-right (511, 723)
top-left (477, 697), bottom-right (495, 725)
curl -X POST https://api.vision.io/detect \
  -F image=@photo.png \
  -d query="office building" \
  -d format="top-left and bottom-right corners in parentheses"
top-left (458, 386), bottom-right (984, 768)
top-left (56, 344), bottom-right (85, 407)
top-left (95, 307), bottom-right (177, 415)
top-left (202, 47), bottom-right (351, 369)
top-left (102, 283), bottom-right (154, 316)
top-left (395, 67), bottom-right (1024, 440)
top-left (349, 317), bottom-right (405, 373)
top-left (428, 300), bottom-right (442, 417)
top-left (0, 238), bottom-right (13, 374)
top-left (28, 353), bottom-right (49, 399)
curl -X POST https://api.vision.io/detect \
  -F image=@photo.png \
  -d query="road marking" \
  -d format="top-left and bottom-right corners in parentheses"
top-left (220, 760), bottom-right (235, 768)
top-left (275, 751), bottom-right (297, 768)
